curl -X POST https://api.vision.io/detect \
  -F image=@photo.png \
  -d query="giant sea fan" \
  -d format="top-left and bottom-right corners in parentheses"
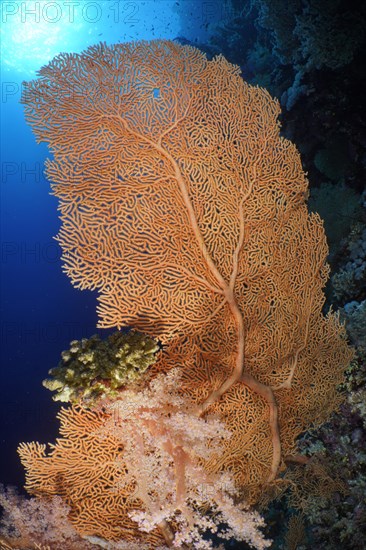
top-left (19, 39), bottom-right (353, 539)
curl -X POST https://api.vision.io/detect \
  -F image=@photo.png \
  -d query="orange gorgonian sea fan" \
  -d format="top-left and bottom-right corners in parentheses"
top-left (20, 40), bottom-right (353, 509)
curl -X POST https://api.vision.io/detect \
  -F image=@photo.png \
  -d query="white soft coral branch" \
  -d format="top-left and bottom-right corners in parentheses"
top-left (97, 369), bottom-right (271, 549)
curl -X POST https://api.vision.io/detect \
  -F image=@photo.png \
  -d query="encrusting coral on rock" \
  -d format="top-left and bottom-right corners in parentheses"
top-left (42, 330), bottom-right (160, 405)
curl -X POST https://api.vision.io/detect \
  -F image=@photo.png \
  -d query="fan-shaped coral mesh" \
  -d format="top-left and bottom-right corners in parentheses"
top-left (18, 407), bottom-right (165, 545)
top-left (21, 40), bottom-right (353, 504)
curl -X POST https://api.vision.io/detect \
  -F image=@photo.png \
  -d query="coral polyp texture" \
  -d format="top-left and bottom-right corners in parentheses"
top-left (43, 330), bottom-right (160, 404)
top-left (19, 39), bottom-right (353, 544)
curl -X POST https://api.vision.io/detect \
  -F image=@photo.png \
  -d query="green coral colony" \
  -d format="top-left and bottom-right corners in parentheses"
top-left (43, 330), bottom-right (160, 404)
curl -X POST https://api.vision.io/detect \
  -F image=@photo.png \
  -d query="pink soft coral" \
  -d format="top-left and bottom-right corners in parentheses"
top-left (0, 484), bottom-right (93, 549)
